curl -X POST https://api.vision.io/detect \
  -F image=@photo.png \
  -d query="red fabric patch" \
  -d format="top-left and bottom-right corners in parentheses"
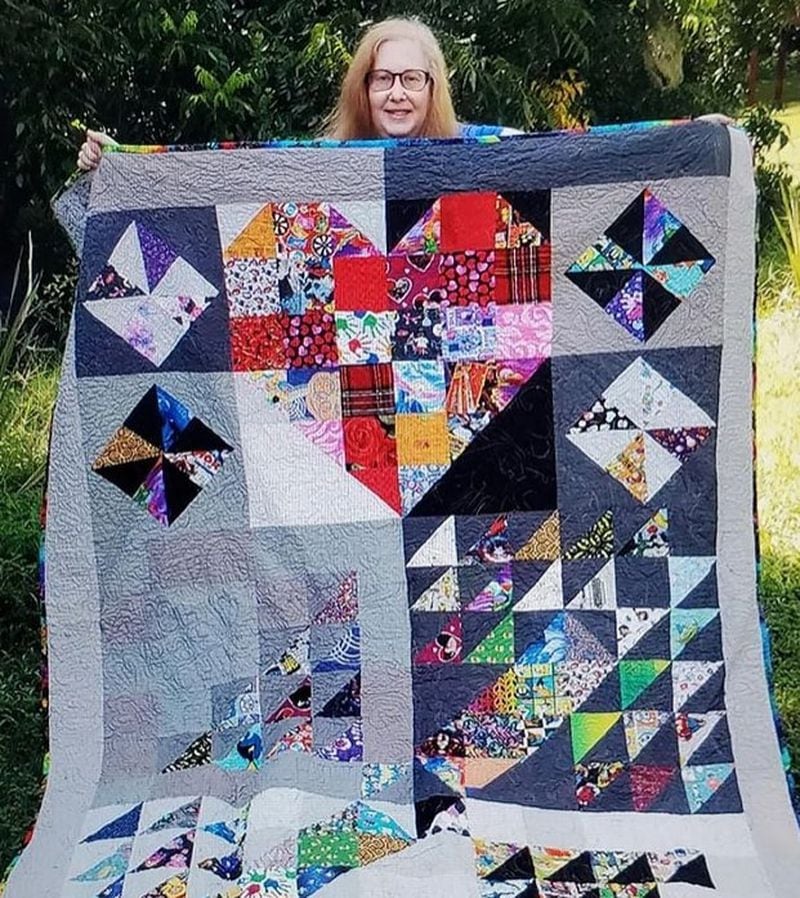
top-left (283, 308), bottom-right (338, 368)
top-left (494, 245), bottom-right (551, 303)
top-left (440, 192), bottom-right (497, 251)
top-left (333, 256), bottom-right (389, 311)
top-left (387, 253), bottom-right (445, 309)
top-left (441, 251), bottom-right (496, 306)
top-left (340, 364), bottom-right (395, 417)
top-left (230, 314), bottom-right (286, 371)
top-left (343, 415), bottom-right (397, 469)
top-left (351, 466), bottom-right (402, 513)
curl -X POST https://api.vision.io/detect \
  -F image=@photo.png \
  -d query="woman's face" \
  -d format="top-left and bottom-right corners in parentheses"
top-left (368, 38), bottom-right (432, 138)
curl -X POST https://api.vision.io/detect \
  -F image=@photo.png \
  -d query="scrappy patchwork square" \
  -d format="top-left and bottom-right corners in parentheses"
top-left (83, 219), bottom-right (220, 366)
top-left (235, 189), bottom-right (553, 516)
top-left (566, 188), bottom-right (715, 341)
top-left (567, 356), bottom-right (716, 502)
top-left (92, 385), bottom-right (233, 525)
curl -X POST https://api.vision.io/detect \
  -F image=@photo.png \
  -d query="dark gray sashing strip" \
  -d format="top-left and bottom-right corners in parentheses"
top-left (383, 123), bottom-right (730, 199)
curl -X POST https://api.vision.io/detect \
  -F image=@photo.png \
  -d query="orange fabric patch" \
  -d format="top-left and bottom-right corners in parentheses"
top-left (396, 412), bottom-right (449, 465)
top-left (224, 205), bottom-right (276, 260)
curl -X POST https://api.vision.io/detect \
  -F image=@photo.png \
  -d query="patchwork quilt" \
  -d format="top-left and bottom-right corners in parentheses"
top-left (7, 123), bottom-right (800, 898)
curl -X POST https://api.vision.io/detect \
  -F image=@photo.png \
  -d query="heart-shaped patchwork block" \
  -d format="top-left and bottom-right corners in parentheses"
top-left (223, 191), bottom-right (554, 515)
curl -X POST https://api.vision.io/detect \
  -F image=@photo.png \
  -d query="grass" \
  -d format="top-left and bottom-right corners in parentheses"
top-left (0, 362), bottom-right (58, 874)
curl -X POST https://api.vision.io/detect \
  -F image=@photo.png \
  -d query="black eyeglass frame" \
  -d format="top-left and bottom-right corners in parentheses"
top-left (365, 69), bottom-right (432, 92)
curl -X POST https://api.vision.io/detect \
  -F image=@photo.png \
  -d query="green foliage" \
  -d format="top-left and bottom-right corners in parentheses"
top-left (739, 104), bottom-right (794, 240)
top-left (0, 302), bottom-right (57, 871)
top-left (0, 0), bottom-right (752, 290)
top-left (772, 179), bottom-right (800, 296)
top-left (742, 102), bottom-right (790, 156)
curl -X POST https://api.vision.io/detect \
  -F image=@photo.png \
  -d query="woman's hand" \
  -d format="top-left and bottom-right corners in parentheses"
top-left (77, 129), bottom-right (118, 172)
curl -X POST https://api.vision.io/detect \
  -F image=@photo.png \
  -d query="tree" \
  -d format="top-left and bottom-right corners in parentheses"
top-left (0, 0), bottom-right (746, 306)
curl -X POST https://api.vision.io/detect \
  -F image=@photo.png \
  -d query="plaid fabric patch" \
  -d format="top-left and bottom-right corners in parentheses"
top-left (495, 245), bottom-right (551, 303)
top-left (340, 364), bottom-right (396, 417)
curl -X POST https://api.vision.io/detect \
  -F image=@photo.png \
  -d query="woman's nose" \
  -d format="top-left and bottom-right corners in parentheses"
top-left (388, 81), bottom-right (406, 101)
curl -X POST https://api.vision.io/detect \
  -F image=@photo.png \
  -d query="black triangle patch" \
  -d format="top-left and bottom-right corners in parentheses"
top-left (641, 765), bottom-right (688, 813)
top-left (588, 714), bottom-right (641, 767)
top-left (677, 616), bottom-right (723, 662)
top-left (688, 715), bottom-right (734, 766)
top-left (387, 197), bottom-right (438, 251)
top-left (611, 854), bottom-right (654, 884)
top-left (123, 385), bottom-right (164, 447)
top-left (95, 456), bottom-right (158, 497)
top-left (564, 269), bottom-right (635, 309)
top-left (642, 274), bottom-right (682, 339)
top-left (605, 192), bottom-right (645, 262)
top-left (669, 853), bottom-right (714, 887)
top-left (683, 665), bottom-right (726, 713)
top-left (162, 458), bottom-right (202, 524)
top-left (623, 662), bottom-right (673, 712)
top-left (318, 672), bottom-right (360, 718)
top-left (623, 614), bottom-right (671, 661)
top-left (634, 718), bottom-right (679, 768)
top-left (414, 794), bottom-right (459, 839)
top-left (413, 758), bottom-right (461, 802)
top-left (408, 361), bottom-right (556, 516)
top-left (469, 722), bottom-right (574, 808)
top-left (578, 667), bottom-right (621, 712)
top-left (500, 190), bottom-right (551, 240)
top-left (487, 846), bottom-right (536, 882)
top-left (581, 766), bottom-right (633, 812)
top-left (648, 225), bottom-right (713, 265)
top-left (171, 417), bottom-right (232, 453)
top-left (547, 850), bottom-right (595, 883)
top-left (693, 770), bottom-right (743, 813)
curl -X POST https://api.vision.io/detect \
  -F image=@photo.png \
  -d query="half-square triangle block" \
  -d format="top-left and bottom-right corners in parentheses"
top-left (565, 188), bottom-right (715, 342)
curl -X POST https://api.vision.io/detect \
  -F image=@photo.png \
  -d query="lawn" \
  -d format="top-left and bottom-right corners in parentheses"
top-left (1, 149), bottom-right (799, 876)
top-left (0, 362), bottom-right (58, 874)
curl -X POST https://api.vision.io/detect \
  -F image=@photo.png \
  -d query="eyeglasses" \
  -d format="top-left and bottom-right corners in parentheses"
top-left (366, 69), bottom-right (431, 92)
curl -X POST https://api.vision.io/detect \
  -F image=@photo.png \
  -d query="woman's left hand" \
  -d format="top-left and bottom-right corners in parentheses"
top-left (694, 113), bottom-right (736, 126)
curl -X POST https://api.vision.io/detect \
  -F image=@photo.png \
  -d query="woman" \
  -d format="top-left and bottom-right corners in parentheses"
top-left (77, 17), bottom-right (516, 170)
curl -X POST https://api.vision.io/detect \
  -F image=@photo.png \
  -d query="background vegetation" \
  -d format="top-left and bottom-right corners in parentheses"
top-left (1, 0), bottom-right (799, 874)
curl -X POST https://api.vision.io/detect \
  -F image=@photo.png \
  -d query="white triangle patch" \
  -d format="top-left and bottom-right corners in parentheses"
top-left (639, 362), bottom-right (716, 430)
top-left (567, 559), bottom-right (617, 609)
top-left (216, 202), bottom-right (269, 252)
top-left (616, 607), bottom-right (669, 657)
top-left (566, 429), bottom-right (638, 471)
top-left (84, 296), bottom-right (187, 366)
top-left (410, 568), bottom-right (460, 612)
top-left (641, 431), bottom-right (682, 498)
top-left (514, 560), bottom-right (564, 611)
top-left (601, 357), bottom-right (646, 424)
top-left (107, 221), bottom-right (148, 292)
top-left (668, 557), bottom-right (716, 606)
top-left (407, 517), bottom-right (457, 568)
top-left (156, 255), bottom-right (218, 298)
top-left (332, 201), bottom-right (386, 254)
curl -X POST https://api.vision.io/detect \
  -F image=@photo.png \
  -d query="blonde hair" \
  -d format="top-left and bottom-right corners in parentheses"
top-left (324, 18), bottom-right (459, 140)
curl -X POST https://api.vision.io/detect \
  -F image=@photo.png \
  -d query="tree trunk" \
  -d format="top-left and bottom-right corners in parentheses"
top-left (775, 31), bottom-right (788, 108)
top-left (747, 48), bottom-right (760, 107)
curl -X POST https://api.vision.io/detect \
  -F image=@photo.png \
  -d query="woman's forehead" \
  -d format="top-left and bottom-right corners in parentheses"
top-left (373, 36), bottom-right (428, 69)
